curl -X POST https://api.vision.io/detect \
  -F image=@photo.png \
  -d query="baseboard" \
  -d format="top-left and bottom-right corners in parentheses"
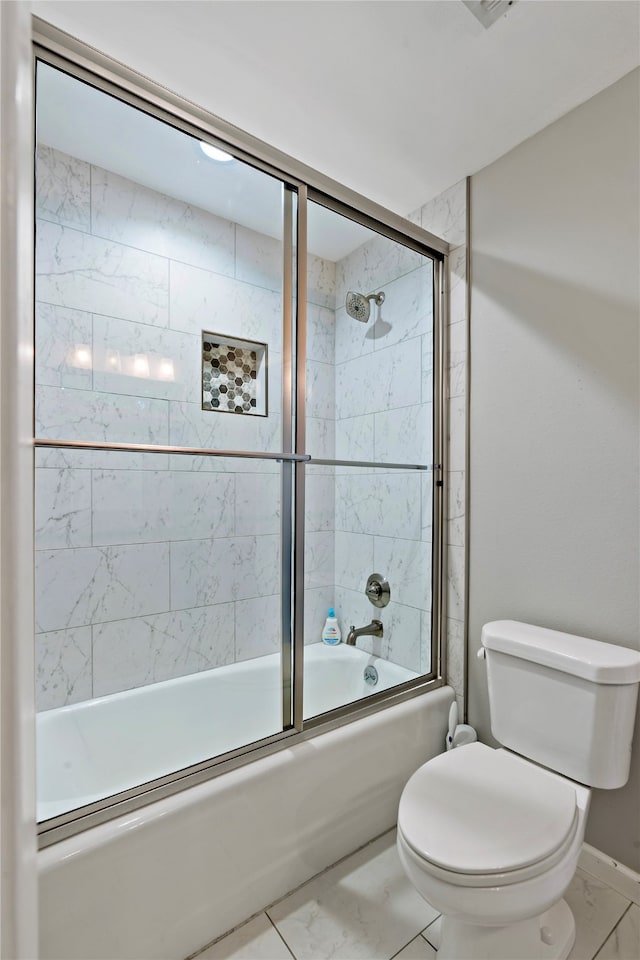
top-left (579, 843), bottom-right (640, 906)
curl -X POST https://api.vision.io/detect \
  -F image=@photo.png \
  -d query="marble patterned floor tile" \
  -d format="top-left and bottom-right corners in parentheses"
top-left (594, 904), bottom-right (640, 960)
top-left (566, 868), bottom-right (632, 960)
top-left (195, 913), bottom-right (294, 960)
top-left (392, 934), bottom-right (436, 959)
top-left (267, 832), bottom-right (438, 960)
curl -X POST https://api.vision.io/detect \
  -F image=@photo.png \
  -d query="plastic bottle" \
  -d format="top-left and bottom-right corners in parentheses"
top-left (322, 608), bottom-right (341, 645)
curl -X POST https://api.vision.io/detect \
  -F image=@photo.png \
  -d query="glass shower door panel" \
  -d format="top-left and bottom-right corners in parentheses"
top-left (303, 201), bottom-right (435, 719)
top-left (303, 464), bottom-right (429, 721)
top-left (35, 453), bottom-right (283, 821)
top-left (34, 62), bottom-right (292, 822)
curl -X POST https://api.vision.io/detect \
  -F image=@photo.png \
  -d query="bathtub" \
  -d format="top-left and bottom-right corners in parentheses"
top-left (37, 643), bottom-right (418, 822)
top-left (39, 653), bottom-right (454, 960)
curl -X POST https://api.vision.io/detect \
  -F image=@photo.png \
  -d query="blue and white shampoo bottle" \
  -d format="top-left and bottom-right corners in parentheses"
top-left (322, 608), bottom-right (341, 645)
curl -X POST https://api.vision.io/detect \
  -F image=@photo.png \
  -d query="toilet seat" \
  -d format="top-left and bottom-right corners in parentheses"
top-left (398, 742), bottom-right (578, 886)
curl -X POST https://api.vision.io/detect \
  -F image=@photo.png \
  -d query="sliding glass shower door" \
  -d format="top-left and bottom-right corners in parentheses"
top-left (34, 53), bottom-right (444, 841)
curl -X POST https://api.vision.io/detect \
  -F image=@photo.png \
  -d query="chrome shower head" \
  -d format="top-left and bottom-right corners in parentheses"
top-left (345, 290), bottom-right (385, 323)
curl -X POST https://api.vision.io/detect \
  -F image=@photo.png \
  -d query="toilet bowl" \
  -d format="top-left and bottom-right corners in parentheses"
top-left (397, 743), bottom-right (590, 959)
top-left (396, 620), bottom-right (640, 960)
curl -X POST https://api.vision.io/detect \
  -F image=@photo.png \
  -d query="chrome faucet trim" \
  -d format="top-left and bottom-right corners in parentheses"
top-left (346, 619), bottom-right (384, 646)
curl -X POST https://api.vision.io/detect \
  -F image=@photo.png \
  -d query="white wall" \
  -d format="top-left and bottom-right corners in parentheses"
top-left (469, 69), bottom-right (640, 871)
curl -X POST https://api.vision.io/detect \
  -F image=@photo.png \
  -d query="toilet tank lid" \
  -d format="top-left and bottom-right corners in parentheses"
top-left (481, 621), bottom-right (640, 684)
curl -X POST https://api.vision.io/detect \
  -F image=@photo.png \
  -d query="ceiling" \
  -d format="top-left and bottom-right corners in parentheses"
top-left (32, 0), bottom-right (640, 231)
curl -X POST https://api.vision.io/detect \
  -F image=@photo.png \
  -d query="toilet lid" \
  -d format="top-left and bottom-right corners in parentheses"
top-left (398, 742), bottom-right (578, 875)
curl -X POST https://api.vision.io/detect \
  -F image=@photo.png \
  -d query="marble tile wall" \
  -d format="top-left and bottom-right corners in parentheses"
top-left (331, 232), bottom-right (434, 673)
top-left (34, 144), bottom-right (335, 710)
top-left (35, 143), bottom-right (466, 717)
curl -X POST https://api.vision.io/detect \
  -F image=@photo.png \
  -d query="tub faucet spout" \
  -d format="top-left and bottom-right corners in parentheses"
top-left (346, 620), bottom-right (383, 646)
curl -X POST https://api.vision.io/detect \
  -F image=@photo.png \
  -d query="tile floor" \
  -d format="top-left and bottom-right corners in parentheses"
top-left (191, 830), bottom-right (640, 960)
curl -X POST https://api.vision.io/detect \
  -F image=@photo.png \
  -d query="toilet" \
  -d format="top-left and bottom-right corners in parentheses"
top-left (397, 620), bottom-right (640, 960)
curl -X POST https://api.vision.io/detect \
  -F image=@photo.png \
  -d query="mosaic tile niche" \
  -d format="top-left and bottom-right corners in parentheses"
top-left (201, 331), bottom-right (267, 416)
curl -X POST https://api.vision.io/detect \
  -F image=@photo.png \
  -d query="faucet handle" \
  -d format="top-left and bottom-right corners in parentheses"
top-left (366, 573), bottom-right (390, 608)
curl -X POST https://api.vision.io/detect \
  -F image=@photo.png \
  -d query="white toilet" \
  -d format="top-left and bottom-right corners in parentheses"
top-left (397, 620), bottom-right (640, 960)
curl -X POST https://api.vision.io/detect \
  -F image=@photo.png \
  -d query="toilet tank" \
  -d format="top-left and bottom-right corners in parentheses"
top-left (481, 621), bottom-right (640, 789)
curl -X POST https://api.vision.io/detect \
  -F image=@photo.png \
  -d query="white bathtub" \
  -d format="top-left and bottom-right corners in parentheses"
top-left (39, 656), bottom-right (454, 960)
top-left (37, 643), bottom-right (417, 821)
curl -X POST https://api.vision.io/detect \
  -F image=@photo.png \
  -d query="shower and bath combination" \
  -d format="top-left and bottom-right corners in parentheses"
top-left (345, 289), bottom-right (385, 322)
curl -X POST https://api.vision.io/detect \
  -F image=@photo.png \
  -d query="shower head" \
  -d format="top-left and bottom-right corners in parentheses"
top-left (345, 290), bottom-right (385, 323)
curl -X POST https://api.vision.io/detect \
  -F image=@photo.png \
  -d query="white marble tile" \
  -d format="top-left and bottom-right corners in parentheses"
top-left (420, 180), bottom-right (466, 248)
top-left (92, 314), bottom-right (200, 403)
top-left (595, 904), bottom-right (640, 960)
top-left (171, 535), bottom-right (280, 610)
top-left (446, 544), bottom-right (465, 622)
top-left (36, 220), bottom-right (169, 327)
top-left (35, 302), bottom-right (93, 389)
top-left (35, 626), bottom-right (92, 711)
top-left (196, 913), bottom-right (293, 960)
top-left (307, 253), bottom-right (336, 310)
top-left (370, 265), bottom-right (433, 353)
top-left (307, 302), bottom-right (335, 365)
top-left (306, 360), bottom-right (335, 421)
top-left (91, 165), bottom-right (235, 278)
top-left (36, 144), bottom-right (90, 231)
top-left (336, 230), bottom-right (424, 310)
top-left (92, 603), bottom-right (235, 697)
top-left (420, 610), bottom-right (433, 675)
top-left (170, 261), bottom-right (282, 350)
top-left (375, 405), bottom-right (432, 466)
top-left (421, 473), bottom-right (433, 544)
top-left (304, 531), bottom-right (334, 590)
top-left (447, 471), bottom-right (465, 548)
top-left (355, 600), bottom-right (422, 672)
top-left (566, 868), bottom-right (632, 960)
top-left (236, 473), bottom-right (281, 537)
top-left (421, 334), bottom-right (433, 407)
top-left (448, 395), bottom-right (466, 473)
top-left (334, 531), bottom-right (374, 593)
top-left (373, 537), bottom-right (431, 612)
top-left (305, 471), bottom-right (335, 533)
top-left (335, 472), bottom-right (422, 540)
top-left (306, 417), bottom-right (335, 462)
top-left (445, 617), bottom-right (464, 697)
top-left (36, 385), bottom-right (169, 446)
top-left (334, 303), bottom-right (375, 365)
top-left (35, 468), bottom-right (92, 550)
top-left (335, 414), bottom-right (374, 464)
top-left (169, 402), bottom-right (281, 469)
top-left (449, 245), bottom-right (467, 327)
top-left (448, 320), bottom-right (466, 400)
top-left (336, 340), bottom-right (422, 419)
top-left (334, 586), bottom-right (371, 638)
top-left (235, 594), bottom-right (282, 661)
top-left (35, 542), bottom-right (170, 633)
top-left (268, 831), bottom-right (438, 960)
top-left (395, 935), bottom-right (437, 959)
top-left (304, 586), bottom-right (336, 645)
top-left (235, 225), bottom-right (282, 293)
top-left (91, 469), bottom-right (235, 545)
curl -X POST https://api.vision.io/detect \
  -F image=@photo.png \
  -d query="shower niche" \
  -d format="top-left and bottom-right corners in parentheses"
top-left (33, 55), bottom-right (443, 839)
top-left (201, 332), bottom-right (268, 416)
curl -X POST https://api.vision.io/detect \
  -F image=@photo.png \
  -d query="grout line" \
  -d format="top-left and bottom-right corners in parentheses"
top-left (266, 915), bottom-right (296, 960)
top-left (588, 901), bottom-right (634, 960)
